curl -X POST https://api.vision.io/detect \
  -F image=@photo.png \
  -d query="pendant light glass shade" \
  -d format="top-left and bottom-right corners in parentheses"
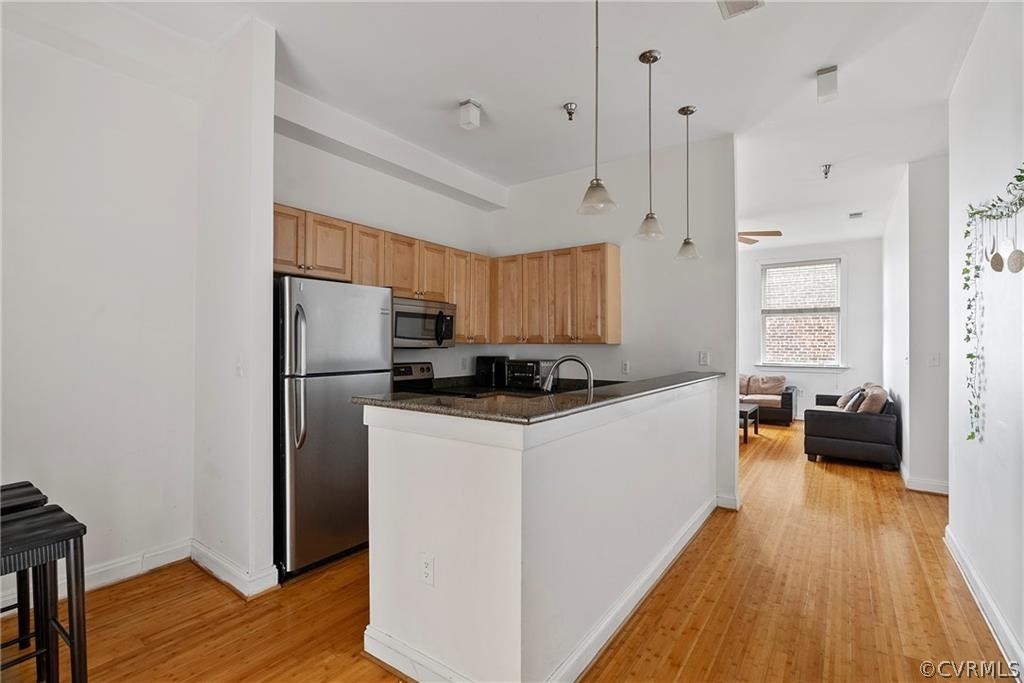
top-left (675, 105), bottom-right (700, 259)
top-left (579, 178), bottom-right (616, 215)
top-left (636, 212), bottom-right (665, 240)
top-left (635, 49), bottom-right (662, 240)
top-left (577, 0), bottom-right (615, 215)
top-left (676, 236), bottom-right (699, 258)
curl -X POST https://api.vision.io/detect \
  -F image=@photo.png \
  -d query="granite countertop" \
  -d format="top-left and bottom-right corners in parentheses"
top-left (353, 371), bottom-right (725, 425)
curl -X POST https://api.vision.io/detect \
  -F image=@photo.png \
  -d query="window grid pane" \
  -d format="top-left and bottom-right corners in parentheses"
top-left (762, 312), bottom-right (839, 365)
top-left (762, 260), bottom-right (839, 310)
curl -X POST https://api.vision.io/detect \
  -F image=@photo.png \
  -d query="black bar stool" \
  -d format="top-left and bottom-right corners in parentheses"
top-left (1, 481), bottom-right (48, 653)
top-left (2, 504), bottom-right (88, 683)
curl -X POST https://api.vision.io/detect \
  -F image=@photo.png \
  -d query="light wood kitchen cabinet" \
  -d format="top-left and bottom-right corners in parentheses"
top-left (522, 251), bottom-right (550, 344)
top-left (384, 233), bottom-right (419, 298)
top-left (449, 249), bottom-right (473, 343)
top-left (352, 224), bottom-right (386, 286)
top-left (418, 241), bottom-right (450, 302)
top-left (548, 247), bottom-right (577, 344)
top-left (304, 213), bottom-right (353, 281)
top-left (491, 255), bottom-right (524, 344)
top-left (273, 204), bottom-right (306, 275)
top-left (468, 253), bottom-right (491, 343)
top-left (576, 243), bottom-right (621, 344)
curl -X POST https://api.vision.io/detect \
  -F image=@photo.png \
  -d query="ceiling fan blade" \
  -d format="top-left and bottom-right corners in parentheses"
top-left (738, 236), bottom-right (759, 245)
top-left (737, 230), bottom-right (783, 237)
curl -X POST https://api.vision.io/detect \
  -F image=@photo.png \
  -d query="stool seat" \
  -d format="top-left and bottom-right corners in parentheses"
top-left (2, 505), bottom-right (86, 575)
top-left (0, 482), bottom-right (48, 515)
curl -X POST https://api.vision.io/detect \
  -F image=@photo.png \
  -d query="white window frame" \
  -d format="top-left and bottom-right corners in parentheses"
top-left (759, 258), bottom-right (843, 368)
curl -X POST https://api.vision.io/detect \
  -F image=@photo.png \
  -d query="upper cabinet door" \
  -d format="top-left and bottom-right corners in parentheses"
top-left (305, 213), bottom-right (353, 281)
top-left (449, 249), bottom-right (473, 343)
top-left (418, 241), bottom-right (450, 302)
top-left (385, 233), bottom-right (419, 298)
top-left (522, 251), bottom-right (549, 344)
top-left (576, 243), bottom-right (621, 344)
top-left (273, 204), bottom-right (306, 275)
top-left (548, 247), bottom-right (577, 344)
top-left (352, 224), bottom-right (386, 287)
top-left (469, 253), bottom-right (491, 344)
top-left (491, 255), bottom-right (524, 344)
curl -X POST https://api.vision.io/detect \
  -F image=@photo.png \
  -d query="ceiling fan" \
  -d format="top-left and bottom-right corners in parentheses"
top-left (738, 230), bottom-right (783, 245)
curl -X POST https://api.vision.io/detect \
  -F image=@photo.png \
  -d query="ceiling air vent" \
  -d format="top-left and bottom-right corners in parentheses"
top-left (849, 212), bottom-right (864, 219)
top-left (718, 0), bottom-right (765, 20)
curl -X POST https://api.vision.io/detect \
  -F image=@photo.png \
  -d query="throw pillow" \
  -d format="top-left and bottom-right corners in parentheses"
top-left (738, 374), bottom-right (750, 396)
top-left (836, 387), bottom-right (861, 408)
top-left (844, 390), bottom-right (866, 412)
top-left (858, 386), bottom-right (889, 414)
top-left (750, 375), bottom-right (786, 395)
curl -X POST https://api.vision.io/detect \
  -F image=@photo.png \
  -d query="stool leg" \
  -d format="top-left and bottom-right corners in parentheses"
top-left (16, 569), bottom-right (31, 648)
top-left (67, 538), bottom-right (88, 683)
top-left (46, 561), bottom-right (59, 683)
top-left (32, 565), bottom-right (49, 682)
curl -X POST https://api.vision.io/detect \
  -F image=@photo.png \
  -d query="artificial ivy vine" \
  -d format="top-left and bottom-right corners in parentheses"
top-left (962, 162), bottom-right (1024, 441)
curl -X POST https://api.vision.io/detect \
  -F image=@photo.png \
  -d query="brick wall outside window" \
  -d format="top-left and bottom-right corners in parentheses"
top-left (761, 260), bottom-right (840, 366)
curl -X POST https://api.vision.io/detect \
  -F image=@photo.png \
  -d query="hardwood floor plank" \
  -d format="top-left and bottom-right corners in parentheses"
top-left (1, 423), bottom-right (1004, 682)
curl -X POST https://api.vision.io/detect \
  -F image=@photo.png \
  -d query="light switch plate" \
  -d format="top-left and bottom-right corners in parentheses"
top-left (698, 351), bottom-right (711, 367)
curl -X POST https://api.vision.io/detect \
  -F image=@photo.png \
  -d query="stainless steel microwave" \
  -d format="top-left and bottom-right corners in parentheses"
top-left (392, 297), bottom-right (456, 348)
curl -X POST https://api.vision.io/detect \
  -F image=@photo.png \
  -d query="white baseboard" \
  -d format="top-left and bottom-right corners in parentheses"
top-left (546, 496), bottom-right (718, 682)
top-left (0, 538), bottom-right (191, 608)
top-left (716, 494), bottom-right (740, 510)
top-left (945, 528), bottom-right (1024, 675)
top-left (189, 539), bottom-right (278, 598)
top-left (905, 476), bottom-right (949, 495)
top-left (365, 625), bottom-right (471, 682)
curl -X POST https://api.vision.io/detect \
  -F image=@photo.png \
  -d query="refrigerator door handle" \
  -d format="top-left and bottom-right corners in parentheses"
top-left (294, 377), bottom-right (307, 449)
top-left (295, 303), bottom-right (308, 375)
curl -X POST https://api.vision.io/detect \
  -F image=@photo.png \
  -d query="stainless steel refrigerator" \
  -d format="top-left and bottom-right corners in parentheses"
top-left (275, 276), bottom-right (392, 578)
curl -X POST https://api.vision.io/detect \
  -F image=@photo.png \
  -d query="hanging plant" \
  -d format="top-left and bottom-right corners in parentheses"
top-left (962, 162), bottom-right (1024, 441)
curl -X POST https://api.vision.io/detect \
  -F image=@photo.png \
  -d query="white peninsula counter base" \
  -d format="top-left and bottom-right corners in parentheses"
top-left (359, 373), bottom-right (722, 682)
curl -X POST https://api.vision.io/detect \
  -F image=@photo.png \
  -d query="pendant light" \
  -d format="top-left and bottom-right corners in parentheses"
top-left (676, 106), bottom-right (699, 259)
top-left (635, 49), bottom-right (664, 240)
top-left (578, 0), bottom-right (616, 215)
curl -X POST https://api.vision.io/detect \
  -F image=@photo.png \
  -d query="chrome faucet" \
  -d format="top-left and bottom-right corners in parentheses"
top-left (542, 355), bottom-right (595, 403)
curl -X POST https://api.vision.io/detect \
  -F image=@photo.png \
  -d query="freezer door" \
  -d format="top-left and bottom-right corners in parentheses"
top-left (281, 371), bottom-right (390, 572)
top-left (281, 276), bottom-right (392, 375)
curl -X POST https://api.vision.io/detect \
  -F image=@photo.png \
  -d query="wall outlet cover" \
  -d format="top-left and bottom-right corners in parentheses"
top-left (418, 553), bottom-right (435, 587)
top-left (621, 360), bottom-right (631, 375)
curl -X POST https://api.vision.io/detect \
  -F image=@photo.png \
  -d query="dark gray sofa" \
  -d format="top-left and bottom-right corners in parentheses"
top-left (804, 393), bottom-right (900, 470)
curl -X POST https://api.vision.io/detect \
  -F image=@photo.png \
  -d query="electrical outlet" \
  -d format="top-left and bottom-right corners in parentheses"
top-left (461, 357), bottom-right (469, 371)
top-left (698, 351), bottom-right (711, 367)
top-left (928, 353), bottom-right (942, 368)
top-left (418, 553), bottom-right (435, 586)
top-left (621, 360), bottom-right (631, 375)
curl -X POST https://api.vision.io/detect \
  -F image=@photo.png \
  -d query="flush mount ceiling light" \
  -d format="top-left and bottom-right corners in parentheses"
top-left (816, 65), bottom-right (838, 103)
top-left (459, 99), bottom-right (481, 130)
top-left (635, 49), bottom-right (664, 240)
top-left (676, 106), bottom-right (699, 259)
top-left (718, 0), bottom-right (765, 20)
top-left (578, 0), bottom-right (616, 215)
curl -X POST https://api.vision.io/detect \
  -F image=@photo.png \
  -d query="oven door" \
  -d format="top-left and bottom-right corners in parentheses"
top-left (393, 298), bottom-right (456, 348)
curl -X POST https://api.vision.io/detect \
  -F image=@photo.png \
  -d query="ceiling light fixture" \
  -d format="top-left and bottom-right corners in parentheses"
top-left (821, 163), bottom-right (832, 180)
top-left (578, 0), bottom-right (616, 215)
top-left (459, 99), bottom-right (481, 130)
top-left (563, 102), bottom-right (577, 122)
top-left (816, 65), bottom-right (838, 103)
top-left (635, 49), bottom-right (664, 240)
top-left (676, 106), bottom-right (699, 259)
top-left (718, 0), bottom-right (765, 20)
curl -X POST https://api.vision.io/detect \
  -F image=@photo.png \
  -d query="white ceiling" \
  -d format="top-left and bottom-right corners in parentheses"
top-left (125, 1), bottom-right (985, 246)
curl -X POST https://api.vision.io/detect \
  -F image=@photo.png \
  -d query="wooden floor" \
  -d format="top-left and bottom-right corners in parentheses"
top-left (2, 423), bottom-right (1004, 682)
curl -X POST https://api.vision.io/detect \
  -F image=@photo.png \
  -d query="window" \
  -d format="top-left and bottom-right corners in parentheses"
top-left (760, 259), bottom-right (841, 366)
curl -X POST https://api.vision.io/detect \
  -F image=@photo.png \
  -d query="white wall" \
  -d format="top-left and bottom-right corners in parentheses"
top-left (883, 170), bottom-right (911, 460)
top-left (946, 0), bottom-right (1023, 666)
top-left (739, 238), bottom-right (884, 419)
top-left (1, 26), bottom-right (199, 592)
top-left (907, 155), bottom-right (950, 492)
top-left (488, 137), bottom-right (740, 507)
top-left (191, 18), bottom-right (278, 596)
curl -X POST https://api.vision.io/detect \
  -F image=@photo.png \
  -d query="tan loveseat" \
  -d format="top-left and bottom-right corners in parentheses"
top-left (739, 374), bottom-right (797, 426)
